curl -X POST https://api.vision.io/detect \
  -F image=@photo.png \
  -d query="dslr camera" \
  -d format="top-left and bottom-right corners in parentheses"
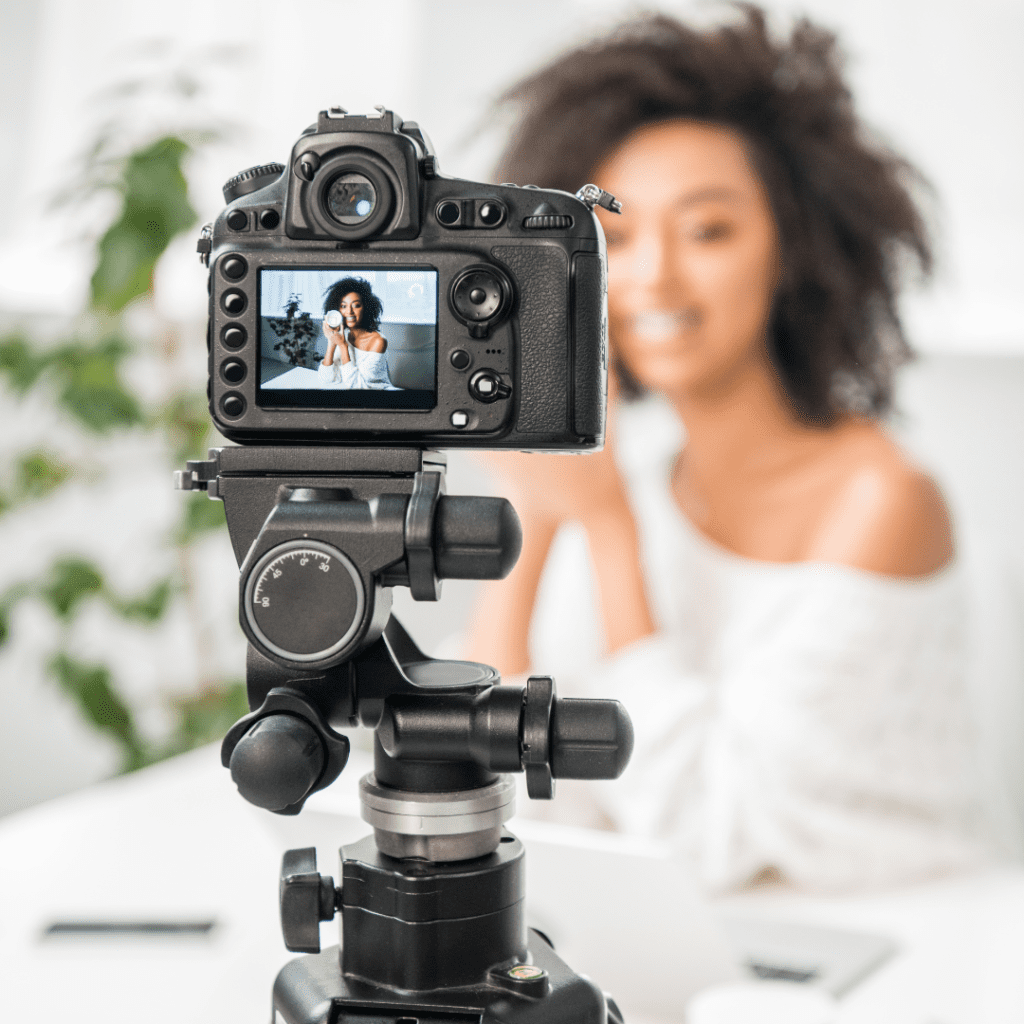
top-left (201, 106), bottom-right (613, 449)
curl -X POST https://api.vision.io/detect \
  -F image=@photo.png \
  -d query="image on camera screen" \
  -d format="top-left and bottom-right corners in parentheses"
top-left (257, 268), bottom-right (437, 410)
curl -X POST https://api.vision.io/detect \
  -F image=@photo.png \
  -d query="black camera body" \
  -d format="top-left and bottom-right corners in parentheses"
top-left (203, 107), bottom-right (608, 449)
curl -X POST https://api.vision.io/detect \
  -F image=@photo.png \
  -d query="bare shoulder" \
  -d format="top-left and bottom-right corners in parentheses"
top-left (365, 332), bottom-right (387, 353)
top-left (807, 422), bottom-right (954, 579)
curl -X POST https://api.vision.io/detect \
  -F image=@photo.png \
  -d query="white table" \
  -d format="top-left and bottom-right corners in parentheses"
top-left (2, 746), bottom-right (1022, 1023)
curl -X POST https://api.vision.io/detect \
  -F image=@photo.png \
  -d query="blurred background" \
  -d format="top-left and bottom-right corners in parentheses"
top-left (1, 0), bottom-right (1021, 816)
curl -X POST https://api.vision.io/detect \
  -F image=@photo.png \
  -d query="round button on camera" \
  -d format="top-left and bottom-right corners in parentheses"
top-left (226, 209), bottom-right (248, 231)
top-left (436, 200), bottom-right (461, 226)
top-left (220, 393), bottom-right (246, 418)
top-left (477, 201), bottom-right (505, 226)
top-left (221, 290), bottom-right (247, 316)
top-left (221, 324), bottom-right (247, 349)
top-left (449, 266), bottom-right (512, 325)
top-left (259, 208), bottom-right (280, 229)
top-left (221, 255), bottom-right (248, 281)
top-left (450, 349), bottom-right (471, 371)
top-left (221, 359), bottom-right (247, 384)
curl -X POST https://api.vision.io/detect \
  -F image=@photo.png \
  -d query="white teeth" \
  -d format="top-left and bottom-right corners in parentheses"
top-left (629, 311), bottom-right (699, 339)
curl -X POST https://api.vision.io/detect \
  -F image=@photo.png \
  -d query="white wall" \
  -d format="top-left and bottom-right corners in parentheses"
top-left (0, 0), bottom-right (1021, 350)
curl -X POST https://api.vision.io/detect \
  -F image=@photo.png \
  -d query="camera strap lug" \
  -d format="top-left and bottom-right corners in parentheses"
top-left (196, 223), bottom-right (212, 265)
top-left (575, 183), bottom-right (622, 214)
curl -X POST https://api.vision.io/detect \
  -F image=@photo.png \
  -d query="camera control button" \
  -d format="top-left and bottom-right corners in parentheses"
top-left (259, 208), bottom-right (280, 229)
top-left (469, 370), bottom-right (511, 404)
top-left (221, 359), bottom-right (246, 385)
top-left (294, 152), bottom-right (320, 181)
top-left (220, 393), bottom-right (246, 418)
top-left (221, 255), bottom-right (248, 281)
top-left (221, 290), bottom-right (247, 316)
top-left (436, 200), bottom-right (460, 226)
top-left (450, 410), bottom-right (470, 428)
top-left (450, 349), bottom-right (471, 371)
top-left (477, 201), bottom-right (505, 227)
top-left (451, 270), bottom-right (503, 321)
top-left (221, 324), bottom-right (247, 349)
top-left (226, 209), bottom-right (248, 231)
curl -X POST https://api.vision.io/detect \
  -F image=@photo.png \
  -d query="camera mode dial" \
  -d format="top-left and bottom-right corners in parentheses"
top-left (223, 163), bottom-right (285, 203)
top-left (243, 540), bottom-right (365, 664)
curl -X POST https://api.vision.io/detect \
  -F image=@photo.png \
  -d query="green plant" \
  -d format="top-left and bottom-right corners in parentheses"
top-left (266, 293), bottom-right (321, 368)
top-left (0, 101), bottom-right (245, 774)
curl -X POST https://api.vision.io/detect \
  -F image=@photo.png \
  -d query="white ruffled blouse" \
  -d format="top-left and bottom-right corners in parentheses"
top-left (526, 400), bottom-right (988, 891)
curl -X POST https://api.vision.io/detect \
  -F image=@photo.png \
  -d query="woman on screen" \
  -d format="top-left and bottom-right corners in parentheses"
top-left (318, 277), bottom-right (397, 389)
top-left (467, 8), bottom-right (991, 890)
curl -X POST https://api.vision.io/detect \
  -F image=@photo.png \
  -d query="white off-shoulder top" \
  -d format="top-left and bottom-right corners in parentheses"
top-left (318, 344), bottom-right (396, 390)
top-left (526, 400), bottom-right (989, 891)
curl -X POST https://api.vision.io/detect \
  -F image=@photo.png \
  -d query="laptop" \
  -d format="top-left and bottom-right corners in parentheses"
top-left (514, 818), bottom-right (895, 1020)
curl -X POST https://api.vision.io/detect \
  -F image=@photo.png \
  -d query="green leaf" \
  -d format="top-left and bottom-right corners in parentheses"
top-left (90, 136), bottom-right (197, 313)
top-left (110, 577), bottom-right (173, 624)
top-left (48, 652), bottom-right (145, 772)
top-left (159, 390), bottom-right (213, 465)
top-left (40, 558), bottom-right (105, 620)
top-left (175, 492), bottom-right (226, 544)
top-left (14, 449), bottom-right (73, 502)
top-left (164, 681), bottom-right (248, 756)
top-left (52, 335), bottom-right (144, 432)
top-left (0, 582), bottom-right (33, 646)
top-left (1, 332), bottom-right (143, 434)
top-left (0, 334), bottom-right (50, 395)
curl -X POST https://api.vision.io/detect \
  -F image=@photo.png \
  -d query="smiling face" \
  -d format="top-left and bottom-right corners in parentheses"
top-left (595, 121), bottom-right (781, 405)
top-left (338, 292), bottom-right (364, 330)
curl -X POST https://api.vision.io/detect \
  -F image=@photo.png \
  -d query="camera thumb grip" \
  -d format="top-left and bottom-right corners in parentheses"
top-left (550, 697), bottom-right (634, 781)
top-left (433, 496), bottom-right (522, 581)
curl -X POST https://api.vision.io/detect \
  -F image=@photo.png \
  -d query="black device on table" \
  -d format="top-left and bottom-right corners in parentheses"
top-left (177, 106), bottom-right (633, 1024)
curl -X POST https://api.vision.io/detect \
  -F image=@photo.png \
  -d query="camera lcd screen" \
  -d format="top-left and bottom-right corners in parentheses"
top-left (257, 268), bottom-right (437, 410)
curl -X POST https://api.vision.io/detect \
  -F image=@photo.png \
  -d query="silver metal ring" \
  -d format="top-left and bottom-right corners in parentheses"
top-left (359, 774), bottom-right (516, 837)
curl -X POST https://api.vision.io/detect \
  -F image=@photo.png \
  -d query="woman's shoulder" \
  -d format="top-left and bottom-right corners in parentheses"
top-left (359, 332), bottom-right (387, 353)
top-left (807, 420), bottom-right (954, 579)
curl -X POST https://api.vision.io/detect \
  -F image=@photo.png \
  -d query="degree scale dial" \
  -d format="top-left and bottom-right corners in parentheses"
top-left (243, 540), bottom-right (365, 663)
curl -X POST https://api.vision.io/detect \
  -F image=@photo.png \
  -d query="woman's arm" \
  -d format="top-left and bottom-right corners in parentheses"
top-left (464, 511), bottom-right (560, 677)
top-left (464, 430), bottom-right (656, 676)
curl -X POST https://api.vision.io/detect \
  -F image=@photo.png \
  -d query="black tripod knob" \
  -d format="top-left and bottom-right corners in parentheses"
top-left (376, 674), bottom-right (634, 800)
top-left (280, 847), bottom-right (338, 953)
top-left (523, 676), bottom-right (634, 798)
top-left (229, 714), bottom-right (325, 812)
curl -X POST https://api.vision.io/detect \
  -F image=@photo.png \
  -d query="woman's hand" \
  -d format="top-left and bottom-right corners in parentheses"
top-left (477, 382), bottom-right (630, 528)
top-left (478, 442), bottom-right (629, 528)
top-left (322, 320), bottom-right (351, 364)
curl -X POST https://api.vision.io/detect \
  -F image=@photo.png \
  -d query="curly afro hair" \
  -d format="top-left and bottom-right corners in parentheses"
top-left (323, 276), bottom-right (383, 333)
top-left (495, 5), bottom-right (932, 423)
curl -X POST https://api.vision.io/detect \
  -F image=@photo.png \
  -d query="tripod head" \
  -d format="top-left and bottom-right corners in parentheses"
top-left (177, 445), bottom-right (633, 832)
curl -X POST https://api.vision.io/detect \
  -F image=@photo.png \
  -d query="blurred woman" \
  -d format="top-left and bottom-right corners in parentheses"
top-left (467, 8), bottom-right (987, 890)
top-left (319, 276), bottom-right (396, 389)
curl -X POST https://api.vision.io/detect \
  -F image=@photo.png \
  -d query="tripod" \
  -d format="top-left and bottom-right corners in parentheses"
top-left (177, 446), bottom-right (634, 1024)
